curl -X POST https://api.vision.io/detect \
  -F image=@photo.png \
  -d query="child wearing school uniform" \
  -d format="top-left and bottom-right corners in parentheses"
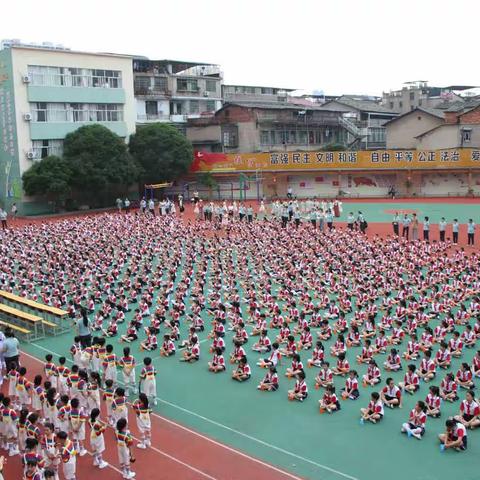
top-left (315, 361), bottom-right (334, 390)
top-left (88, 408), bottom-right (108, 469)
top-left (56, 358), bottom-right (70, 397)
top-left (139, 357), bottom-right (157, 406)
top-left (181, 336), bottom-right (200, 363)
top-left (118, 348), bottom-right (136, 396)
top-left (102, 345), bottom-right (118, 385)
top-left (159, 334), bottom-right (176, 357)
top-left (112, 388), bottom-right (128, 425)
top-left (360, 391), bottom-right (384, 424)
top-left (318, 385), bottom-right (340, 413)
top-left (44, 355), bottom-right (58, 391)
top-left (257, 366), bottom-right (279, 391)
top-left (56, 395), bottom-right (71, 436)
top-left (16, 368), bottom-right (32, 409)
top-left (287, 371), bottom-right (308, 402)
top-left (342, 370), bottom-right (360, 400)
top-left (307, 341), bottom-right (324, 368)
top-left (140, 328), bottom-right (158, 352)
top-left (103, 379), bottom-right (115, 426)
top-left (133, 394), bottom-right (152, 449)
top-left (231, 356), bottom-right (251, 382)
top-left (440, 372), bottom-right (459, 402)
top-left (116, 418), bottom-right (135, 479)
top-left (56, 431), bottom-right (77, 480)
top-left (1, 396), bottom-right (19, 456)
top-left (401, 401), bottom-right (427, 439)
top-left (68, 398), bottom-right (87, 457)
top-left (208, 347), bottom-right (226, 373)
top-left (41, 422), bottom-right (59, 477)
top-left (425, 385), bottom-right (441, 418)
top-left (7, 367), bottom-right (19, 408)
top-left (380, 378), bottom-right (402, 409)
top-left (399, 364), bottom-right (420, 395)
top-left (362, 360), bottom-right (381, 387)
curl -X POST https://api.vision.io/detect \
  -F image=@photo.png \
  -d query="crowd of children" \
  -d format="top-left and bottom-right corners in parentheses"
top-left (0, 206), bottom-right (479, 480)
top-left (0, 344), bottom-right (155, 479)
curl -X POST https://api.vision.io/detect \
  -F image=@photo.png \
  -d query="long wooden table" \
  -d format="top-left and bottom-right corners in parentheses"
top-left (0, 290), bottom-right (67, 318)
top-left (0, 303), bottom-right (42, 339)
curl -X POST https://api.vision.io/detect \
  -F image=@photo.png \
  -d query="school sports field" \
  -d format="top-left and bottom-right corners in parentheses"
top-left (6, 198), bottom-right (480, 480)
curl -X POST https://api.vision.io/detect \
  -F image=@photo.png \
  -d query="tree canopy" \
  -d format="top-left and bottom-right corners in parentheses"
top-left (22, 155), bottom-right (72, 201)
top-left (63, 124), bottom-right (139, 195)
top-left (129, 123), bottom-right (193, 183)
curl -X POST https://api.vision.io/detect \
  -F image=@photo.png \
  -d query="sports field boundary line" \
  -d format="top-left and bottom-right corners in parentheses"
top-left (23, 343), bottom-right (359, 480)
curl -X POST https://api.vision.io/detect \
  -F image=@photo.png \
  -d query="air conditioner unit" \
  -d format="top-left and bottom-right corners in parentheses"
top-left (203, 92), bottom-right (210, 97)
top-left (23, 113), bottom-right (32, 121)
top-left (22, 75), bottom-right (31, 83)
top-left (26, 151), bottom-right (35, 160)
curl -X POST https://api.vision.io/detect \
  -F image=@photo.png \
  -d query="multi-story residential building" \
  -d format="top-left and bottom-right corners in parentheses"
top-left (320, 95), bottom-right (399, 149)
top-left (381, 81), bottom-right (468, 114)
top-left (222, 84), bottom-right (294, 104)
top-left (133, 58), bottom-right (223, 129)
top-left (187, 101), bottom-right (348, 153)
top-left (0, 43), bottom-right (135, 213)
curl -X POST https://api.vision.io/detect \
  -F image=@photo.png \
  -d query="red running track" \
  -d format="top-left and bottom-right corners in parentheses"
top-left (3, 351), bottom-right (304, 480)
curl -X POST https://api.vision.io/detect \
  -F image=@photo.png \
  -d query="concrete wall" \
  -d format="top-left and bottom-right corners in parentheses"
top-left (386, 112), bottom-right (443, 149)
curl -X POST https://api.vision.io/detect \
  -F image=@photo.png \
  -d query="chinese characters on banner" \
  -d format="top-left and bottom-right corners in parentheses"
top-left (191, 149), bottom-right (480, 172)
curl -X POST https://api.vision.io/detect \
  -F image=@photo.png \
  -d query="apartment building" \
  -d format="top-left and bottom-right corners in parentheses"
top-left (187, 101), bottom-right (348, 153)
top-left (382, 81), bottom-right (467, 114)
top-left (133, 58), bottom-right (223, 129)
top-left (0, 44), bottom-right (135, 212)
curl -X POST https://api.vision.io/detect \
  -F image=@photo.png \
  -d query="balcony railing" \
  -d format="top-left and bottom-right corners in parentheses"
top-left (134, 87), bottom-right (171, 96)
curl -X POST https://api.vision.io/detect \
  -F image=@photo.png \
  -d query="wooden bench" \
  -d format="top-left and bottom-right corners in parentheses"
top-left (0, 319), bottom-right (31, 337)
top-left (0, 290), bottom-right (68, 320)
top-left (0, 303), bottom-right (43, 340)
top-left (0, 290), bottom-right (68, 333)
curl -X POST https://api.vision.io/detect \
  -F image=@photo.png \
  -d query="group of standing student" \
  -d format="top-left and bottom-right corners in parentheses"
top-left (392, 212), bottom-right (476, 245)
top-left (0, 329), bottom-right (155, 479)
top-left (1, 207), bottom-right (480, 474)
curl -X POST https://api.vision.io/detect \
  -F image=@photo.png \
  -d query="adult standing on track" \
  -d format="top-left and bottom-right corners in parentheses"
top-left (411, 213), bottom-right (419, 241)
top-left (76, 308), bottom-right (92, 348)
top-left (439, 217), bottom-right (447, 242)
top-left (402, 214), bottom-right (411, 240)
top-left (422, 216), bottom-right (429, 242)
top-left (2, 328), bottom-right (19, 370)
top-left (392, 212), bottom-right (400, 236)
top-left (0, 208), bottom-right (7, 230)
top-left (467, 219), bottom-right (475, 246)
top-left (452, 218), bottom-right (459, 244)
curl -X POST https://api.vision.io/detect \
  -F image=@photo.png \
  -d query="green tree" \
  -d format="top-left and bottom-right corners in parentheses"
top-left (22, 155), bottom-right (72, 210)
top-left (198, 172), bottom-right (218, 199)
top-left (129, 123), bottom-right (193, 183)
top-left (63, 124), bottom-right (139, 203)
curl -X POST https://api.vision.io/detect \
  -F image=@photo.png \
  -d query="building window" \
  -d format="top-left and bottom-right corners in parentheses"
top-left (71, 104), bottom-right (88, 122)
top-left (409, 91), bottom-right (415, 100)
top-left (189, 100), bottom-right (199, 114)
top-left (206, 100), bottom-right (216, 112)
top-left (205, 80), bottom-right (217, 93)
top-left (145, 101), bottom-right (158, 116)
top-left (28, 65), bottom-right (122, 88)
top-left (153, 76), bottom-right (168, 91)
top-left (462, 129), bottom-right (472, 143)
top-left (32, 139), bottom-right (63, 159)
top-left (260, 131), bottom-right (270, 145)
top-left (399, 101), bottom-right (403, 108)
top-left (33, 103), bottom-right (47, 122)
top-left (389, 102), bottom-right (394, 109)
top-left (31, 103), bottom-right (123, 122)
top-left (418, 99), bottom-right (423, 106)
top-left (177, 78), bottom-right (198, 92)
top-left (134, 76), bottom-right (151, 92)
top-left (223, 131), bottom-right (238, 147)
